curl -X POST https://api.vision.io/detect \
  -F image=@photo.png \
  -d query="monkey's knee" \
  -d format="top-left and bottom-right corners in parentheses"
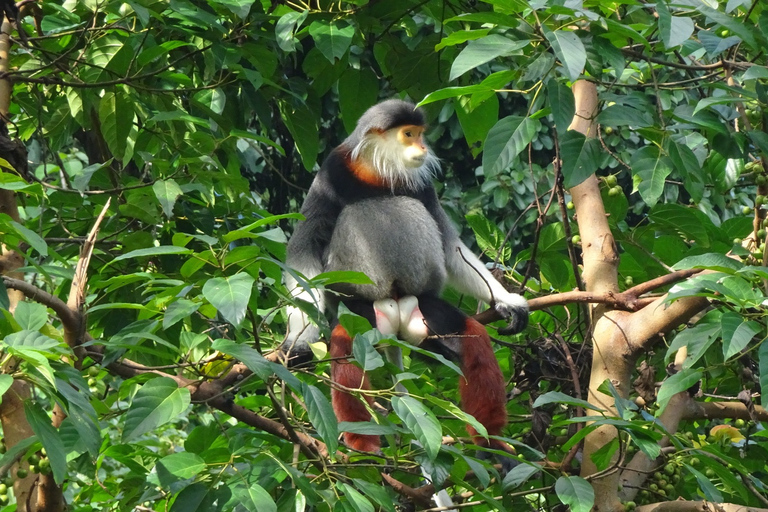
top-left (397, 295), bottom-right (428, 344)
top-left (373, 298), bottom-right (400, 335)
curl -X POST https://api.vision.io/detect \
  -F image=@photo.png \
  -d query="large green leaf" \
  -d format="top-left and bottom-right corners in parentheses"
top-left (721, 314), bottom-right (761, 360)
top-left (547, 80), bottom-right (575, 134)
top-left (303, 383), bottom-right (339, 455)
top-left (153, 179), bottom-right (183, 218)
top-left (309, 20), bottom-right (355, 63)
top-left (202, 273), bottom-right (255, 328)
top-left (338, 68), bottom-right (379, 133)
top-left (656, 1), bottom-right (694, 48)
top-left (560, 131), bottom-right (601, 188)
top-left (99, 89), bottom-right (136, 165)
top-left (274, 11), bottom-right (307, 52)
top-left (449, 35), bottom-right (529, 81)
top-left (151, 452), bottom-right (206, 487)
top-left (656, 369), bottom-right (702, 412)
top-left (233, 483), bottom-right (277, 512)
top-left (122, 377), bottom-right (191, 442)
top-left (482, 116), bottom-right (537, 175)
top-left (25, 402), bottom-right (67, 484)
top-left (631, 146), bottom-right (673, 207)
top-left (279, 102), bottom-right (319, 172)
top-left (760, 340), bottom-right (768, 409)
top-left (555, 476), bottom-right (594, 512)
top-left (542, 27), bottom-right (586, 81)
top-left (648, 204), bottom-right (710, 247)
top-left (111, 246), bottom-right (194, 264)
top-left (13, 301), bottom-right (48, 330)
top-left (392, 396), bottom-right (442, 461)
top-left (338, 482), bottom-right (375, 512)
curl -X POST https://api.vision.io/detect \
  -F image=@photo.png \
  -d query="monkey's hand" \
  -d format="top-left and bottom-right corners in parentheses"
top-left (278, 324), bottom-right (320, 366)
top-left (493, 293), bottom-right (529, 335)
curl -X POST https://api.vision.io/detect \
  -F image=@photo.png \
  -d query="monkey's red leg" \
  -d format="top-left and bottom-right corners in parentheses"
top-left (329, 324), bottom-right (381, 453)
top-left (458, 317), bottom-right (510, 450)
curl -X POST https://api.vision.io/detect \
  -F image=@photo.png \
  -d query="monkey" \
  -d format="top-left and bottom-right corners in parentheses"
top-left (281, 99), bottom-right (529, 455)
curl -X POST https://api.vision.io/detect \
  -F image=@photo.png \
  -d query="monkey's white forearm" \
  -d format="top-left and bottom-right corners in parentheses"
top-left (445, 241), bottom-right (527, 308)
top-left (284, 263), bottom-right (325, 343)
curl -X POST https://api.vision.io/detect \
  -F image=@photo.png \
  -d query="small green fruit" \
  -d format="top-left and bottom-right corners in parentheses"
top-left (16, 468), bottom-right (28, 479)
top-left (744, 206), bottom-right (753, 215)
top-left (572, 235), bottom-right (581, 244)
top-left (605, 174), bottom-right (618, 187)
top-left (625, 276), bottom-right (634, 287)
top-left (604, 126), bottom-right (614, 135)
top-left (609, 185), bottom-right (622, 197)
top-left (566, 201), bottom-right (575, 210)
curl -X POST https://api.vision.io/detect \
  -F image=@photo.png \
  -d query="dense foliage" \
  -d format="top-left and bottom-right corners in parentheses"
top-left (1, 0), bottom-right (768, 511)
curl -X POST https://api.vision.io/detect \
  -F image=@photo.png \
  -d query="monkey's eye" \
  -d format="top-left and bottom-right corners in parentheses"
top-left (404, 130), bottom-right (413, 137)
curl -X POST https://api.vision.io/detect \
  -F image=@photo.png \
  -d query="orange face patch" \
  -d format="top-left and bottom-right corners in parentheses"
top-left (396, 125), bottom-right (425, 146)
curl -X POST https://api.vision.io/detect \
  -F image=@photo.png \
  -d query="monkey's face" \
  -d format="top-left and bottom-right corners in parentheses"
top-left (392, 125), bottom-right (428, 168)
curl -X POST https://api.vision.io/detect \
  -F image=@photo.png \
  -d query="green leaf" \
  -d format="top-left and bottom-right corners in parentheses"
top-left (631, 146), bottom-right (672, 207)
top-left (13, 301), bottom-right (48, 330)
top-left (25, 402), bottom-right (67, 484)
top-left (153, 179), bottom-right (183, 218)
top-left (542, 27), bottom-right (586, 81)
top-left (657, 369), bottom-right (702, 412)
top-left (656, 2), bottom-right (694, 48)
top-left (722, 316), bottom-right (761, 360)
top-left (302, 384), bottom-right (339, 455)
top-left (760, 338), bottom-right (768, 410)
top-left (352, 331), bottom-right (385, 372)
top-left (99, 89), bottom-right (136, 164)
top-left (236, 483), bottom-right (277, 512)
top-left (482, 116), bottom-right (537, 175)
top-left (435, 29), bottom-right (491, 50)
top-left (9, 220), bottom-right (48, 256)
top-left (672, 253), bottom-right (743, 272)
top-left (122, 377), bottom-right (191, 442)
top-left (693, 96), bottom-right (751, 115)
top-left (597, 105), bottom-right (653, 128)
top-left (308, 20), bottom-right (355, 63)
top-left (5, 330), bottom-right (62, 352)
top-left (560, 131), bottom-right (601, 188)
top-left (449, 35), bottom-right (529, 81)
top-left (555, 476), bottom-right (594, 512)
top-left (111, 245), bottom-right (193, 263)
top-left (694, 2), bottom-right (758, 49)
top-left (338, 68), bottom-right (379, 133)
top-left (169, 483), bottom-right (212, 512)
top-left (211, 339), bottom-right (302, 390)
top-left (392, 395), bottom-right (442, 461)
top-left (420, 84), bottom-right (496, 107)
top-left (547, 80), bottom-right (575, 134)
top-left (152, 452), bottom-right (206, 486)
top-left (648, 204), bottom-right (710, 247)
top-left (202, 273), bottom-right (255, 328)
top-left (279, 101), bottom-right (319, 172)
top-left (338, 482), bottom-right (375, 512)
top-left (163, 299), bottom-right (200, 330)
top-left (684, 464), bottom-right (723, 502)
top-left (533, 391), bottom-right (606, 412)
top-left (0, 374), bottom-right (12, 405)
top-left (275, 11), bottom-right (307, 52)
top-left (502, 463), bottom-right (541, 490)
